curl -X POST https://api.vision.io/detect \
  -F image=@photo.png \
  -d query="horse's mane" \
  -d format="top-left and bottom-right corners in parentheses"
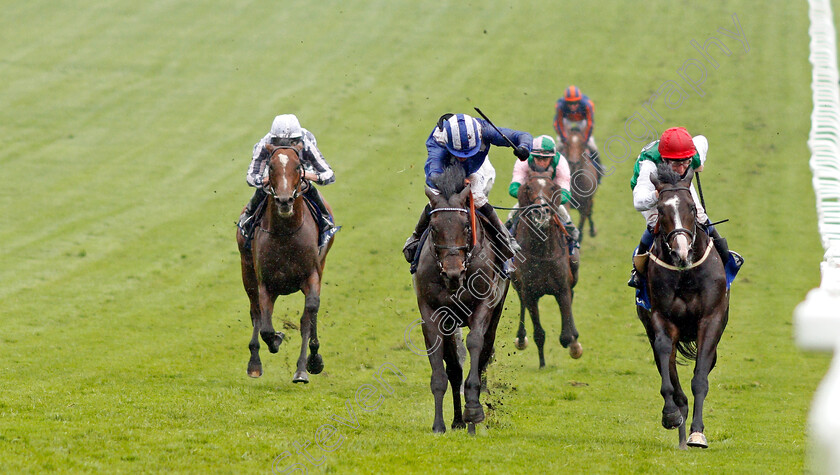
top-left (656, 161), bottom-right (682, 185)
top-left (431, 161), bottom-right (466, 200)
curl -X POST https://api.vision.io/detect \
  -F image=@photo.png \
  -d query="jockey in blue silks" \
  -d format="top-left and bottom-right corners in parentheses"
top-left (402, 113), bottom-right (533, 262)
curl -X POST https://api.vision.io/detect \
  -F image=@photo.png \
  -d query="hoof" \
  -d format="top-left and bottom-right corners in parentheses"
top-left (468, 423), bottom-right (476, 435)
top-left (262, 331), bottom-right (285, 354)
top-left (306, 354), bottom-right (324, 374)
top-left (451, 419), bottom-right (466, 430)
top-left (687, 431), bottom-right (708, 448)
top-left (432, 423), bottom-right (446, 434)
top-left (569, 341), bottom-right (583, 359)
top-left (463, 403), bottom-right (485, 423)
top-left (292, 371), bottom-right (309, 384)
top-left (661, 410), bottom-right (683, 430)
top-left (247, 361), bottom-right (263, 378)
top-left (514, 336), bottom-right (528, 350)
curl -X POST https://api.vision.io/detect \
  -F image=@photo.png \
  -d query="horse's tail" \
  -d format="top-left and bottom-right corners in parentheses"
top-left (675, 340), bottom-right (698, 363)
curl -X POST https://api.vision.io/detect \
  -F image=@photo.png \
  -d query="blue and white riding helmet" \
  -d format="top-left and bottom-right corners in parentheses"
top-left (442, 114), bottom-right (482, 158)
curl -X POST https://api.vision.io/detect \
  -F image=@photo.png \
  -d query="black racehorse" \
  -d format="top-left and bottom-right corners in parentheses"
top-left (511, 170), bottom-right (582, 368)
top-left (565, 128), bottom-right (599, 240)
top-left (636, 163), bottom-right (729, 449)
top-left (414, 165), bottom-right (511, 434)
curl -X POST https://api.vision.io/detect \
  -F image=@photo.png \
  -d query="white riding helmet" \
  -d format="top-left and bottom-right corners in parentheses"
top-left (270, 114), bottom-right (303, 139)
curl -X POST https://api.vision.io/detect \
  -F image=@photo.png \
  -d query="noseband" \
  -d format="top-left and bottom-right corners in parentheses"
top-left (428, 207), bottom-right (473, 271)
top-left (265, 146), bottom-right (304, 201)
top-left (657, 186), bottom-right (697, 254)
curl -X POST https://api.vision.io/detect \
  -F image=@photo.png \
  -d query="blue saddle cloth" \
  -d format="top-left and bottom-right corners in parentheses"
top-left (634, 250), bottom-right (744, 310)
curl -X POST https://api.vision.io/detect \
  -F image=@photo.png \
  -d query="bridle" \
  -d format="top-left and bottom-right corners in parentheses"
top-left (656, 186), bottom-right (697, 256)
top-left (428, 207), bottom-right (474, 271)
top-left (264, 146), bottom-right (305, 202)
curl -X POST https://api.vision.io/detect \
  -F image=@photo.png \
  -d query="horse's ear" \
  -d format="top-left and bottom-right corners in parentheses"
top-left (681, 166), bottom-right (695, 185)
top-left (458, 180), bottom-right (472, 203)
top-left (650, 173), bottom-right (661, 191)
top-left (425, 186), bottom-right (443, 206)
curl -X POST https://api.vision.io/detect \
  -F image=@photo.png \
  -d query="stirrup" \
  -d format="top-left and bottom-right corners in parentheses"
top-left (403, 235), bottom-right (420, 263)
top-left (627, 269), bottom-right (643, 289)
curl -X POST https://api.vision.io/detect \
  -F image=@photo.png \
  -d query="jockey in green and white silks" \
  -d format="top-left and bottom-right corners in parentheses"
top-left (627, 127), bottom-right (742, 289)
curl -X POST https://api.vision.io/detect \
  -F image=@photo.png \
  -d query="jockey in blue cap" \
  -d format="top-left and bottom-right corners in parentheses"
top-left (402, 113), bottom-right (533, 262)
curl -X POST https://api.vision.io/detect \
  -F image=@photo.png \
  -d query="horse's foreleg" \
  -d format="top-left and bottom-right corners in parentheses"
top-left (443, 334), bottom-right (465, 430)
top-left (688, 310), bottom-right (727, 448)
top-left (514, 293), bottom-right (528, 350)
top-left (668, 350), bottom-right (689, 449)
top-left (258, 285), bottom-right (284, 354)
top-left (293, 274), bottom-right (322, 384)
top-left (248, 299), bottom-right (263, 378)
top-left (420, 303), bottom-right (448, 433)
top-left (650, 314), bottom-right (682, 430)
top-left (463, 306), bottom-right (491, 424)
top-left (525, 296), bottom-right (546, 368)
top-left (554, 291), bottom-right (582, 359)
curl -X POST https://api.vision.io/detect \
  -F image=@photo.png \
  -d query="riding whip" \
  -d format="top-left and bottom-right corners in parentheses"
top-left (473, 107), bottom-right (518, 149)
top-left (694, 171), bottom-right (707, 211)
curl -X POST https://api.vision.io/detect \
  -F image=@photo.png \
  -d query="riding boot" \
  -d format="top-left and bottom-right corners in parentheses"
top-left (628, 226), bottom-right (654, 289)
top-left (707, 225), bottom-right (730, 261)
top-left (403, 204), bottom-right (431, 263)
top-left (478, 202), bottom-right (521, 255)
top-left (304, 186), bottom-right (335, 231)
top-left (238, 188), bottom-right (267, 237)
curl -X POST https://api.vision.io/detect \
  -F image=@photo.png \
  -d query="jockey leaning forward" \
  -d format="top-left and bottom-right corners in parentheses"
top-left (627, 126), bottom-right (743, 288)
top-left (507, 134), bottom-right (581, 269)
top-left (237, 114), bottom-right (338, 247)
top-left (402, 113), bottom-right (532, 262)
top-left (553, 85), bottom-right (604, 182)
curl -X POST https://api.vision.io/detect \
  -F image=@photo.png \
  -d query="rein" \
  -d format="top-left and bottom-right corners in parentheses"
top-left (651, 185), bottom-right (706, 270)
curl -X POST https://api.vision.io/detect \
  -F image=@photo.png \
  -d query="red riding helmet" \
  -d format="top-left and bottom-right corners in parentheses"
top-left (564, 85), bottom-right (582, 102)
top-left (658, 127), bottom-right (696, 159)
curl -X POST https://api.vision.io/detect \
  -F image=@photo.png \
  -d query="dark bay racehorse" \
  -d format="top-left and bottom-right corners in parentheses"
top-left (636, 164), bottom-right (729, 449)
top-left (414, 166), bottom-right (510, 434)
top-left (564, 128), bottom-right (598, 239)
top-left (236, 144), bottom-right (335, 384)
top-left (511, 171), bottom-right (582, 368)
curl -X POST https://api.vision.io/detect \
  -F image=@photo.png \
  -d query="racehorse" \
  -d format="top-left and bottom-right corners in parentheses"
top-left (414, 165), bottom-right (510, 434)
top-left (236, 144), bottom-right (335, 384)
top-left (511, 171), bottom-right (582, 367)
top-left (564, 128), bottom-right (598, 239)
top-left (636, 163), bottom-right (729, 449)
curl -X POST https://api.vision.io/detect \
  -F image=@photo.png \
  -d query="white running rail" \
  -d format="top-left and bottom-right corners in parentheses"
top-left (795, 0), bottom-right (840, 471)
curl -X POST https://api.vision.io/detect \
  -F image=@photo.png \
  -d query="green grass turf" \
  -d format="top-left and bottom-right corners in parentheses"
top-left (0, 0), bottom-right (832, 472)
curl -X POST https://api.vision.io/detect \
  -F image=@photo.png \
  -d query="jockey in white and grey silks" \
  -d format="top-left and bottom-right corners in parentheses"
top-left (237, 114), bottom-right (337, 248)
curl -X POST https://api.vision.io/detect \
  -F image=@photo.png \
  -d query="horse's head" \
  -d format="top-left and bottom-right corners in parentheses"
top-left (565, 130), bottom-right (585, 166)
top-left (652, 164), bottom-right (697, 267)
top-left (264, 144), bottom-right (304, 217)
top-left (518, 171), bottom-right (561, 229)
top-left (425, 183), bottom-right (473, 292)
